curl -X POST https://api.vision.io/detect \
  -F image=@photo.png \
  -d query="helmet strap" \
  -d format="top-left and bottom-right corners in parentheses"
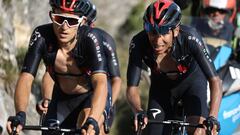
top-left (172, 26), bottom-right (180, 37)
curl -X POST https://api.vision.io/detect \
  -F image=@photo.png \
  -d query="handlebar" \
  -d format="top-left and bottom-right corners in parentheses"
top-left (148, 119), bottom-right (205, 128)
top-left (11, 125), bottom-right (82, 135)
top-left (136, 119), bottom-right (212, 135)
top-left (23, 125), bottom-right (82, 133)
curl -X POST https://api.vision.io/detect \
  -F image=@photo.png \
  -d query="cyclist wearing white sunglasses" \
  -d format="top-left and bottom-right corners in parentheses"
top-left (7, 0), bottom-right (111, 135)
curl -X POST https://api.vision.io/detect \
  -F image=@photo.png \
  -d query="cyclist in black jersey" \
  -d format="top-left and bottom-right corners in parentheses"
top-left (126, 0), bottom-right (222, 134)
top-left (36, 3), bottom-right (121, 134)
top-left (7, 0), bottom-right (110, 135)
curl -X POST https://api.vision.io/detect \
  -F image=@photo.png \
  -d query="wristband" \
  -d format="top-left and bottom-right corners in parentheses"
top-left (204, 116), bottom-right (221, 132)
top-left (82, 117), bottom-right (99, 135)
top-left (41, 98), bottom-right (51, 107)
top-left (16, 111), bottom-right (26, 126)
top-left (136, 110), bottom-right (147, 126)
top-left (8, 111), bottom-right (26, 128)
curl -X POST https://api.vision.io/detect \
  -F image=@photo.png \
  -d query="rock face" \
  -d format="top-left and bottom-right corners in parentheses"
top-left (0, 0), bottom-right (139, 134)
top-left (92, 0), bottom-right (139, 36)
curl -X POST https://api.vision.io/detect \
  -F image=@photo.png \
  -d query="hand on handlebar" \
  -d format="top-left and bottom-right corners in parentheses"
top-left (7, 112), bottom-right (26, 135)
top-left (203, 116), bottom-right (221, 135)
top-left (36, 98), bottom-right (51, 115)
top-left (82, 117), bottom-right (100, 135)
top-left (134, 110), bottom-right (148, 132)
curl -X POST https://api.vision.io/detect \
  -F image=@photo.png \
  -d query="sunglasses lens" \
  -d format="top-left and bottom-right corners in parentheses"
top-left (52, 15), bottom-right (65, 25)
top-left (52, 13), bottom-right (81, 27)
top-left (157, 26), bottom-right (170, 35)
top-left (205, 7), bottom-right (228, 14)
top-left (144, 22), bottom-right (170, 35)
top-left (66, 17), bottom-right (79, 26)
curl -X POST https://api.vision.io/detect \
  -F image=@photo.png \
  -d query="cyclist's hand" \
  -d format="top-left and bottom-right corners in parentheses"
top-left (36, 98), bottom-right (51, 115)
top-left (203, 116), bottom-right (220, 135)
top-left (134, 110), bottom-right (148, 132)
top-left (6, 111), bottom-right (26, 135)
top-left (82, 117), bottom-right (99, 135)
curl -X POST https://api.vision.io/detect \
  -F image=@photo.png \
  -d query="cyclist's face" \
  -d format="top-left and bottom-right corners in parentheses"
top-left (206, 8), bottom-right (227, 23)
top-left (147, 27), bottom-right (179, 55)
top-left (51, 9), bottom-right (86, 44)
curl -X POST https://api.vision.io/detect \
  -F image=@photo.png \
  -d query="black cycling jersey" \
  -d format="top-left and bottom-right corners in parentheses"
top-left (89, 27), bottom-right (120, 78)
top-left (127, 25), bottom-right (218, 135)
top-left (127, 25), bottom-right (217, 86)
top-left (21, 24), bottom-right (120, 83)
top-left (22, 24), bottom-right (116, 132)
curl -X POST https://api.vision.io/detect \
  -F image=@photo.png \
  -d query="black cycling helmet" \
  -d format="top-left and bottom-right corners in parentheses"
top-left (143, 0), bottom-right (181, 34)
top-left (86, 3), bottom-right (97, 25)
top-left (49, 0), bottom-right (93, 17)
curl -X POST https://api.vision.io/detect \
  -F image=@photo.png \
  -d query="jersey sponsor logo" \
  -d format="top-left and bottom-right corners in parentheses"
top-left (129, 41), bottom-right (136, 54)
top-left (29, 29), bottom-right (41, 46)
top-left (188, 35), bottom-right (203, 47)
top-left (103, 41), bottom-right (118, 66)
top-left (188, 35), bottom-right (212, 63)
top-left (229, 66), bottom-right (240, 79)
top-left (88, 33), bottom-right (102, 62)
top-left (150, 108), bottom-right (161, 119)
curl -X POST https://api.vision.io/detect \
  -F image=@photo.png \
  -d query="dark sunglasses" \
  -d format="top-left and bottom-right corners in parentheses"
top-left (204, 7), bottom-right (229, 14)
top-left (144, 22), bottom-right (171, 35)
top-left (50, 12), bottom-right (85, 27)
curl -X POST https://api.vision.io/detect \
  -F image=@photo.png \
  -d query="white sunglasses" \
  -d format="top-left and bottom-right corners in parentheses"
top-left (50, 12), bottom-right (85, 27)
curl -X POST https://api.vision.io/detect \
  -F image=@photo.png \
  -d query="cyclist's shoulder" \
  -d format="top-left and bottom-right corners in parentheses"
top-left (93, 27), bottom-right (115, 42)
top-left (28, 23), bottom-right (56, 48)
top-left (177, 25), bottom-right (205, 49)
top-left (128, 30), bottom-right (149, 53)
top-left (93, 27), bottom-right (108, 35)
top-left (131, 30), bottom-right (148, 43)
top-left (33, 23), bottom-right (53, 34)
top-left (31, 23), bottom-right (55, 40)
top-left (78, 25), bottom-right (105, 41)
top-left (179, 25), bottom-right (201, 38)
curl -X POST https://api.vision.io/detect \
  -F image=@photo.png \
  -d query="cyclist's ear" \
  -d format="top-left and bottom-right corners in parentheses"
top-left (79, 16), bottom-right (87, 26)
top-left (173, 26), bottom-right (180, 37)
top-left (49, 11), bottom-right (53, 20)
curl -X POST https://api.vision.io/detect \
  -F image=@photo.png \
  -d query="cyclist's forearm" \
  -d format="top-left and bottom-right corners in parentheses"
top-left (111, 77), bottom-right (122, 105)
top-left (209, 76), bottom-right (222, 118)
top-left (89, 74), bottom-right (108, 121)
top-left (126, 86), bottom-right (143, 113)
top-left (42, 72), bottom-right (54, 99)
top-left (15, 73), bottom-right (34, 113)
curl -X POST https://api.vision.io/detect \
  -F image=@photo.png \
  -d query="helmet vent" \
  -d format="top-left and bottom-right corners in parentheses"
top-left (158, 2), bottom-right (164, 11)
top-left (74, 1), bottom-right (80, 8)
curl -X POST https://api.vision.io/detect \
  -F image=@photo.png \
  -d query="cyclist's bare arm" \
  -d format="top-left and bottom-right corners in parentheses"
top-left (89, 73), bottom-right (108, 121)
top-left (15, 72), bottom-right (34, 112)
top-left (126, 86), bottom-right (143, 113)
top-left (208, 76), bottom-right (222, 118)
top-left (7, 72), bottom-right (34, 133)
top-left (36, 72), bottom-right (54, 114)
top-left (126, 86), bottom-right (148, 131)
top-left (41, 72), bottom-right (54, 100)
top-left (111, 76), bottom-right (122, 105)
